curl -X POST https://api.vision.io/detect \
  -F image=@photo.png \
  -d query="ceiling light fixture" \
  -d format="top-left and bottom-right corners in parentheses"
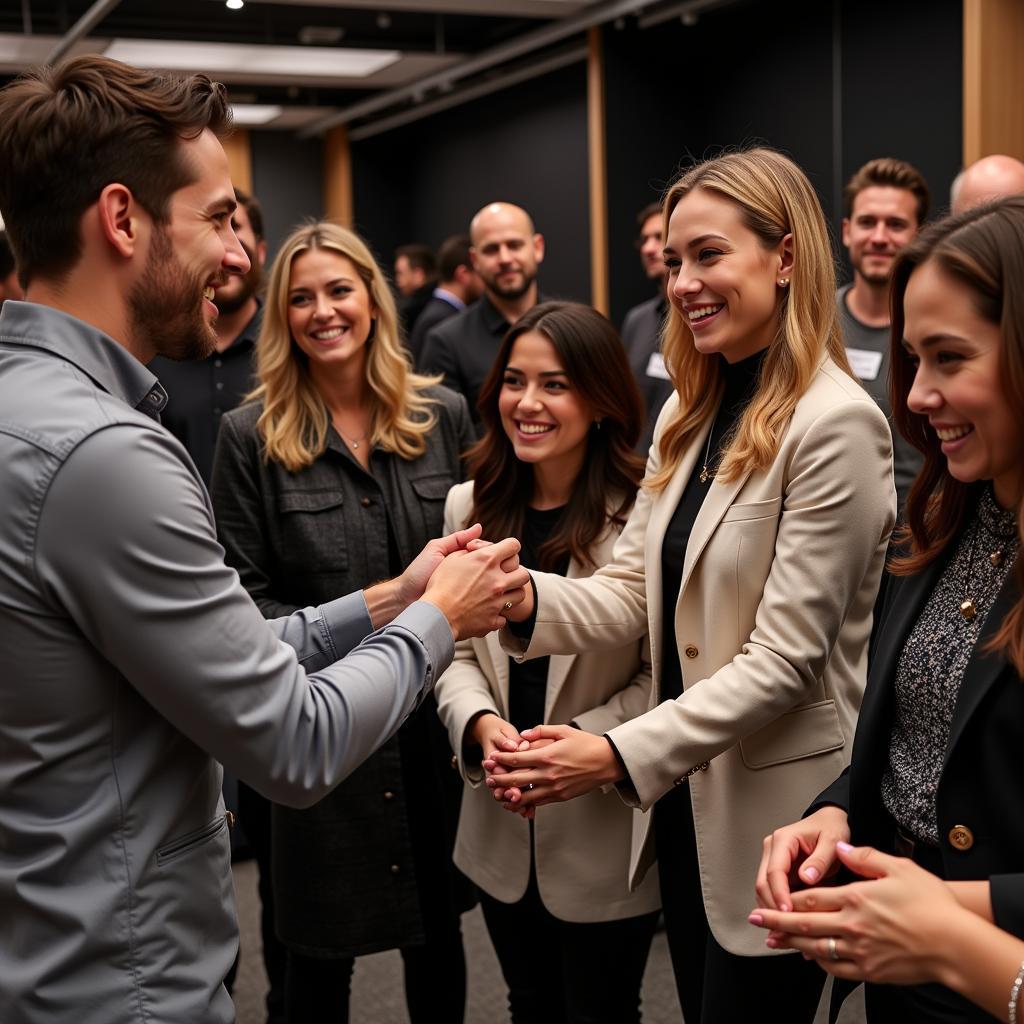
top-left (226, 0), bottom-right (244, 9)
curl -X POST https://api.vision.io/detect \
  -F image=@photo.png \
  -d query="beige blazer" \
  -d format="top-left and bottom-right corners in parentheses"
top-left (503, 356), bottom-right (896, 954)
top-left (434, 481), bottom-right (661, 923)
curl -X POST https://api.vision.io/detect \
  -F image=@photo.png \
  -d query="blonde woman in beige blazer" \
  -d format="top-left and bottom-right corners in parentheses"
top-left (488, 150), bottom-right (897, 1024)
top-left (434, 302), bottom-right (661, 1024)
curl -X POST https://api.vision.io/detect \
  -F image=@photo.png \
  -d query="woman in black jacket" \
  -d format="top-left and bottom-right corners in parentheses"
top-left (211, 222), bottom-right (476, 1024)
top-left (753, 197), bottom-right (1024, 1022)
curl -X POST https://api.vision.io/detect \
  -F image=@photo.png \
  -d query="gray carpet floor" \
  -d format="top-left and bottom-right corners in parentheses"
top-left (231, 860), bottom-right (865, 1023)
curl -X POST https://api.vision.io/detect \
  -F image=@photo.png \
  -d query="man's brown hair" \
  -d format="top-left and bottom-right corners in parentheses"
top-left (0, 55), bottom-right (232, 287)
top-left (843, 157), bottom-right (930, 224)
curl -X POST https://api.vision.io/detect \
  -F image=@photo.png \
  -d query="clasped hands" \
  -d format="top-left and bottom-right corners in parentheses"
top-left (470, 713), bottom-right (624, 819)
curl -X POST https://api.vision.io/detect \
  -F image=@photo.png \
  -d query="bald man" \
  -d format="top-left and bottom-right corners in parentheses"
top-left (418, 202), bottom-right (545, 429)
top-left (951, 154), bottom-right (1024, 214)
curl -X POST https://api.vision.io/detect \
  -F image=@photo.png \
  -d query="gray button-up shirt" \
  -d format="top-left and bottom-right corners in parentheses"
top-left (0, 300), bottom-right (453, 1024)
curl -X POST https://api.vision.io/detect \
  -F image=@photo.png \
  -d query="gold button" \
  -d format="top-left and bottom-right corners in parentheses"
top-left (224, 810), bottom-right (236, 829)
top-left (390, 864), bottom-right (401, 874)
top-left (450, 754), bottom-right (458, 769)
top-left (383, 790), bottom-right (394, 800)
top-left (360, 497), bottom-right (372, 507)
top-left (684, 645), bottom-right (699, 659)
top-left (948, 825), bottom-right (974, 851)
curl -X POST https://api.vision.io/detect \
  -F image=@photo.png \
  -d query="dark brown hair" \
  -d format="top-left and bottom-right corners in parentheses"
top-left (0, 55), bottom-right (232, 287)
top-left (636, 201), bottom-right (663, 231)
top-left (843, 157), bottom-right (931, 224)
top-left (234, 186), bottom-right (264, 243)
top-left (437, 234), bottom-right (472, 282)
top-left (394, 243), bottom-right (436, 275)
top-left (889, 195), bottom-right (1024, 673)
top-left (467, 301), bottom-right (644, 571)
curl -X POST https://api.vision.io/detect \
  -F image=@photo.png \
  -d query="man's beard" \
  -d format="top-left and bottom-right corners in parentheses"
top-left (485, 269), bottom-right (536, 302)
top-left (129, 224), bottom-right (217, 362)
top-left (215, 239), bottom-right (260, 316)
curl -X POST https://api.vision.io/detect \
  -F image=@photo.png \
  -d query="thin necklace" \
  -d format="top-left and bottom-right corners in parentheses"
top-left (332, 415), bottom-right (369, 451)
top-left (699, 410), bottom-right (720, 484)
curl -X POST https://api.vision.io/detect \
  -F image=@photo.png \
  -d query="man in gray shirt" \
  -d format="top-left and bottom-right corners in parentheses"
top-left (0, 57), bottom-right (527, 1024)
top-left (838, 157), bottom-right (929, 509)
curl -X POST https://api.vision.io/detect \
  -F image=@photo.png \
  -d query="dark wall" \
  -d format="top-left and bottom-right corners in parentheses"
top-left (603, 0), bottom-right (962, 324)
top-left (250, 131), bottom-right (325, 261)
top-left (351, 62), bottom-right (590, 302)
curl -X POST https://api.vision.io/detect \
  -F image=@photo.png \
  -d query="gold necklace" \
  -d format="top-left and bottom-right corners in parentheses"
top-left (699, 410), bottom-right (719, 484)
top-left (960, 522), bottom-right (1007, 622)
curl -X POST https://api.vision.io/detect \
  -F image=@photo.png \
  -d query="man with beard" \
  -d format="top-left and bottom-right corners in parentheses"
top-left (838, 158), bottom-right (928, 510)
top-left (0, 56), bottom-right (528, 1024)
top-left (149, 187), bottom-right (266, 486)
top-left (621, 202), bottom-right (671, 456)
top-left (419, 202), bottom-right (544, 430)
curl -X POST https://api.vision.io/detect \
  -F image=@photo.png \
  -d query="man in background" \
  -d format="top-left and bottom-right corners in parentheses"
top-left (621, 202), bottom-right (671, 456)
top-left (419, 202), bottom-right (544, 430)
top-left (837, 158), bottom-right (928, 510)
top-left (407, 233), bottom-right (482, 363)
top-left (951, 153), bottom-right (1024, 214)
top-left (394, 242), bottom-right (437, 337)
top-left (149, 186), bottom-right (266, 485)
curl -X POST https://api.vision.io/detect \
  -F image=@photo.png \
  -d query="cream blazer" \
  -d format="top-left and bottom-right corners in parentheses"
top-left (502, 356), bottom-right (896, 955)
top-left (434, 481), bottom-right (661, 923)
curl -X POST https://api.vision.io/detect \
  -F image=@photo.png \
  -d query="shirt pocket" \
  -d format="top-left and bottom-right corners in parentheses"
top-left (410, 474), bottom-right (454, 536)
top-left (277, 489), bottom-right (348, 572)
top-left (156, 814), bottom-right (229, 866)
top-left (739, 699), bottom-right (845, 770)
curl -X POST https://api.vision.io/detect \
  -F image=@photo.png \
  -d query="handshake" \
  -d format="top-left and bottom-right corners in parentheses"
top-left (375, 523), bottom-right (532, 642)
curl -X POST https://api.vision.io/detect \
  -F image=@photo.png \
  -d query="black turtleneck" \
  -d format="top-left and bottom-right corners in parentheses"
top-left (659, 347), bottom-right (767, 701)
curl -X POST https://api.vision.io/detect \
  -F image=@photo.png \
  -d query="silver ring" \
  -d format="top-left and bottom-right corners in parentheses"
top-left (827, 936), bottom-right (840, 962)
top-left (503, 601), bottom-right (513, 611)
top-left (523, 783), bottom-right (534, 792)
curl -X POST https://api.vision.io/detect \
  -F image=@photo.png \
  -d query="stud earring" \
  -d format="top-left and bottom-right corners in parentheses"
top-left (778, 278), bottom-right (790, 287)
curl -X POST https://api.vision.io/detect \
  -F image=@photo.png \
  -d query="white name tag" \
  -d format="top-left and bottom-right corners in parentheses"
top-left (847, 347), bottom-right (883, 382)
top-left (646, 352), bottom-right (671, 380)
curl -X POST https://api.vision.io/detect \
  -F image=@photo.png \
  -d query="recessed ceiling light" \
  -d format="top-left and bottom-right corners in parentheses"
top-left (231, 104), bottom-right (283, 125)
top-left (226, 0), bottom-right (244, 10)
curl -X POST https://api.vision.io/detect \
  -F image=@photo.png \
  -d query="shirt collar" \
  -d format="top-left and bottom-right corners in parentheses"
top-left (0, 300), bottom-right (167, 419)
top-left (432, 287), bottom-right (465, 312)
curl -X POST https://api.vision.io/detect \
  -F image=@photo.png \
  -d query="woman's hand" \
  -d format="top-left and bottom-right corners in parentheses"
top-left (749, 842), bottom-right (963, 986)
top-left (471, 712), bottom-right (527, 760)
top-left (755, 804), bottom-right (850, 911)
top-left (483, 724), bottom-right (624, 810)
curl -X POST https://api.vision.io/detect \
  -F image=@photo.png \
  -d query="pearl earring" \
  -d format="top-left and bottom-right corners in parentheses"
top-left (778, 278), bottom-right (790, 287)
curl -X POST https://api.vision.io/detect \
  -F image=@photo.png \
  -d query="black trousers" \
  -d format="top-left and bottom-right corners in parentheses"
top-left (654, 783), bottom-right (826, 1024)
top-left (283, 912), bottom-right (466, 1023)
top-left (479, 869), bottom-right (660, 1024)
top-left (238, 782), bottom-right (288, 1024)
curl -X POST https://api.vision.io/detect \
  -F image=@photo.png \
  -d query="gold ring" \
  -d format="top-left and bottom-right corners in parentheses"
top-left (827, 936), bottom-right (840, 961)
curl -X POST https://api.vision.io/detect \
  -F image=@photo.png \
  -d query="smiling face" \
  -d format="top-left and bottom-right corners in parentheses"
top-left (286, 247), bottom-right (376, 380)
top-left (843, 185), bottom-right (919, 287)
top-left (498, 329), bottom-right (594, 482)
top-left (639, 213), bottom-right (665, 280)
top-left (214, 200), bottom-right (264, 315)
top-left (664, 188), bottom-right (791, 363)
top-left (129, 129), bottom-right (249, 361)
top-left (470, 204), bottom-right (544, 302)
top-left (903, 259), bottom-right (1023, 507)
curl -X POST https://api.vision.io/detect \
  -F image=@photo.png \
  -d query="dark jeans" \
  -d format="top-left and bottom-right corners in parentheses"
top-left (479, 871), bottom-right (660, 1024)
top-left (238, 782), bottom-right (287, 1024)
top-left (283, 914), bottom-right (466, 1024)
top-left (654, 783), bottom-right (826, 1024)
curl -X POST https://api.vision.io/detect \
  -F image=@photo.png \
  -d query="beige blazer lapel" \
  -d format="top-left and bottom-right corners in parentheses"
top-left (543, 553), bottom-right (587, 721)
top-left (482, 630), bottom-right (511, 715)
top-left (643, 417), bottom-right (710, 695)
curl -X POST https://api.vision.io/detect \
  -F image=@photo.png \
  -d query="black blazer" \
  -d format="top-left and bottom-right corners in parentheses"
top-left (814, 555), bottom-right (1024, 936)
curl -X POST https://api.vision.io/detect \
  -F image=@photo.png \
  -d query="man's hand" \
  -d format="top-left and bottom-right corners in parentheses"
top-left (363, 524), bottom-right (483, 629)
top-left (421, 536), bottom-right (530, 640)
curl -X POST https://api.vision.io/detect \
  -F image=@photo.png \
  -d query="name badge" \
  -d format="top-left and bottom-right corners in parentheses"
top-left (846, 347), bottom-right (883, 382)
top-left (646, 352), bottom-right (671, 381)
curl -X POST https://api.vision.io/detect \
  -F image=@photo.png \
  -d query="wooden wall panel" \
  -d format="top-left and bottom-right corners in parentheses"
top-left (222, 129), bottom-right (253, 194)
top-left (324, 125), bottom-right (354, 227)
top-left (587, 26), bottom-right (609, 317)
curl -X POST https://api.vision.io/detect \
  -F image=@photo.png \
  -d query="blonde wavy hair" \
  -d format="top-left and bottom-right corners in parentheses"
top-left (250, 221), bottom-right (441, 471)
top-left (648, 148), bottom-right (851, 491)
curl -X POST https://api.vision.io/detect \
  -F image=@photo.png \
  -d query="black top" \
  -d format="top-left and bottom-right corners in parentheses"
top-left (149, 303), bottom-right (262, 485)
top-left (417, 292), bottom-right (519, 431)
top-left (508, 504), bottom-right (570, 732)
top-left (622, 294), bottom-right (672, 457)
top-left (398, 281), bottom-right (436, 338)
top-left (659, 347), bottom-right (767, 701)
top-left (407, 291), bottom-right (465, 364)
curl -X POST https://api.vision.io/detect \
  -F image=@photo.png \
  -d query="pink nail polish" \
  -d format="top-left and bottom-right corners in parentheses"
top-left (748, 913), bottom-right (764, 926)
top-left (837, 841), bottom-right (853, 852)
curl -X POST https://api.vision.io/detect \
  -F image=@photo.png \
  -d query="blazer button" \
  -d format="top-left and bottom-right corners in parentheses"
top-left (383, 790), bottom-right (394, 800)
top-left (224, 810), bottom-right (236, 829)
top-left (948, 825), bottom-right (974, 851)
top-left (450, 754), bottom-right (458, 769)
top-left (360, 497), bottom-right (372, 507)
top-left (684, 645), bottom-right (699, 659)
top-left (390, 864), bottom-right (401, 874)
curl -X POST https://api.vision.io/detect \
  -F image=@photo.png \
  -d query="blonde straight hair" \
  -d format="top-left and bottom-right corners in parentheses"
top-left (250, 222), bottom-right (442, 471)
top-left (648, 148), bottom-right (851, 491)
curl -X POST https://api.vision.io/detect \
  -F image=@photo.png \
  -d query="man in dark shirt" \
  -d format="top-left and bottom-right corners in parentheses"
top-left (621, 202), bottom-right (671, 456)
top-left (406, 234), bottom-right (482, 363)
top-left (394, 242), bottom-right (437, 338)
top-left (418, 202), bottom-right (544, 429)
top-left (149, 186), bottom-right (266, 485)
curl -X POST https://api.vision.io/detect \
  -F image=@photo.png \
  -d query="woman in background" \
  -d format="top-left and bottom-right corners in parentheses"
top-left (434, 301), bottom-right (661, 1024)
top-left (211, 222), bottom-right (475, 1024)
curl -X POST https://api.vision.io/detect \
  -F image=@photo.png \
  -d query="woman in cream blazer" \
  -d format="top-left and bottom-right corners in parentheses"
top-left (487, 150), bottom-right (896, 1023)
top-left (435, 302), bottom-right (661, 1024)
